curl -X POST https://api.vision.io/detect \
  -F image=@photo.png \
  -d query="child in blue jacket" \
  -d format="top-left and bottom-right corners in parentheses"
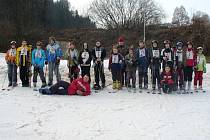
top-left (136, 40), bottom-right (150, 89)
top-left (45, 37), bottom-right (63, 86)
top-left (32, 41), bottom-right (47, 88)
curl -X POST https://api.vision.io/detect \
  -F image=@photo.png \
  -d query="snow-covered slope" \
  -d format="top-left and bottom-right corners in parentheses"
top-left (0, 53), bottom-right (210, 140)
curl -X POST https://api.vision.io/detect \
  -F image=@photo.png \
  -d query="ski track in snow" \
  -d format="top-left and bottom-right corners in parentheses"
top-left (0, 53), bottom-right (210, 140)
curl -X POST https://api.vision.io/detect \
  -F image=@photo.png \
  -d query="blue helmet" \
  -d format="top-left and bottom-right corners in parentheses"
top-left (176, 41), bottom-right (183, 48)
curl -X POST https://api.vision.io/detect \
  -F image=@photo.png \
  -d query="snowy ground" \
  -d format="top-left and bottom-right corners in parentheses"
top-left (0, 53), bottom-right (210, 140)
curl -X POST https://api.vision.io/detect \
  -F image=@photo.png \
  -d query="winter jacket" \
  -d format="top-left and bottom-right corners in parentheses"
top-left (183, 48), bottom-right (196, 67)
top-left (67, 48), bottom-right (79, 67)
top-left (92, 47), bottom-right (106, 63)
top-left (161, 48), bottom-right (174, 67)
top-left (46, 43), bottom-right (63, 63)
top-left (78, 49), bottom-right (92, 67)
top-left (149, 47), bottom-right (161, 69)
top-left (125, 54), bottom-right (137, 72)
top-left (5, 48), bottom-right (17, 64)
top-left (161, 71), bottom-right (175, 85)
top-left (32, 49), bottom-right (46, 68)
top-left (68, 78), bottom-right (91, 96)
top-left (108, 53), bottom-right (123, 71)
top-left (16, 45), bottom-right (32, 67)
top-left (136, 47), bottom-right (150, 67)
top-left (195, 53), bottom-right (206, 72)
top-left (175, 49), bottom-right (185, 68)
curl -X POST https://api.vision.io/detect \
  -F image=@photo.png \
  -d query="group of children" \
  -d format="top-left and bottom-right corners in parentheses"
top-left (108, 38), bottom-right (206, 93)
top-left (4, 36), bottom-right (207, 94)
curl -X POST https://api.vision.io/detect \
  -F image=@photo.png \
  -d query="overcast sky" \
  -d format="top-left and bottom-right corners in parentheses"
top-left (68, 0), bottom-right (210, 23)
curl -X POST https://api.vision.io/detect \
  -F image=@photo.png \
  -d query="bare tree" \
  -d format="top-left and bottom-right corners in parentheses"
top-left (172, 6), bottom-right (190, 26)
top-left (88, 0), bottom-right (165, 29)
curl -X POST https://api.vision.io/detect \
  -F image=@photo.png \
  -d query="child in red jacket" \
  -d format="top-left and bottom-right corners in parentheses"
top-left (161, 65), bottom-right (175, 94)
top-left (39, 75), bottom-right (91, 96)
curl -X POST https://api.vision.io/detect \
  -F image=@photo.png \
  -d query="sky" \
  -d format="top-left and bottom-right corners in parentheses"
top-left (68, 0), bottom-right (210, 23)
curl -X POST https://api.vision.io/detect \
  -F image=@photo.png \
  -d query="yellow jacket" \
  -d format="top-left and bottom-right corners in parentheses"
top-left (16, 45), bottom-right (32, 66)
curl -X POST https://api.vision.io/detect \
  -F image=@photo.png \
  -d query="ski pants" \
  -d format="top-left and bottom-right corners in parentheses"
top-left (94, 63), bottom-right (105, 85)
top-left (151, 66), bottom-right (161, 89)
top-left (138, 66), bottom-right (148, 88)
top-left (121, 64), bottom-right (127, 86)
top-left (111, 69), bottom-right (121, 82)
top-left (194, 71), bottom-right (203, 87)
top-left (48, 62), bottom-right (61, 84)
top-left (162, 83), bottom-right (174, 93)
top-left (33, 66), bottom-right (46, 83)
top-left (81, 66), bottom-right (91, 83)
top-left (126, 70), bottom-right (136, 88)
top-left (20, 66), bottom-right (29, 86)
top-left (184, 66), bottom-right (193, 82)
top-left (49, 80), bottom-right (69, 95)
top-left (7, 63), bottom-right (17, 84)
top-left (176, 67), bottom-right (184, 88)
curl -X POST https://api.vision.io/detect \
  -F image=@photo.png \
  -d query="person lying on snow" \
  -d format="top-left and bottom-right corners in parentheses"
top-left (39, 75), bottom-right (91, 96)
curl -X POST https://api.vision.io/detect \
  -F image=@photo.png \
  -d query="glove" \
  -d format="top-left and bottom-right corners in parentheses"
top-left (204, 67), bottom-right (206, 73)
top-left (73, 56), bottom-right (77, 60)
top-left (76, 90), bottom-right (84, 96)
top-left (28, 62), bottom-right (31, 66)
top-left (56, 59), bottom-right (60, 65)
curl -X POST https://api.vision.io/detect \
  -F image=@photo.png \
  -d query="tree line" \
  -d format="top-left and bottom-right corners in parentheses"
top-left (0, 0), bottom-right (95, 50)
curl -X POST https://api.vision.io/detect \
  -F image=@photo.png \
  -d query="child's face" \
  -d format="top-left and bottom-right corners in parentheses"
top-left (139, 42), bottom-right (144, 48)
top-left (49, 39), bottom-right (54, 45)
top-left (113, 48), bottom-right (118, 54)
top-left (153, 43), bottom-right (158, 48)
top-left (165, 67), bottom-right (170, 73)
top-left (37, 45), bottom-right (41, 49)
top-left (178, 46), bottom-right (182, 50)
top-left (188, 44), bottom-right (192, 49)
top-left (198, 50), bottom-right (203, 54)
top-left (129, 50), bottom-right (133, 55)
top-left (22, 41), bottom-right (27, 46)
top-left (84, 43), bottom-right (88, 49)
top-left (11, 45), bottom-right (16, 48)
top-left (96, 42), bottom-right (101, 47)
top-left (83, 75), bottom-right (89, 83)
top-left (165, 43), bottom-right (170, 48)
top-left (70, 43), bottom-right (75, 49)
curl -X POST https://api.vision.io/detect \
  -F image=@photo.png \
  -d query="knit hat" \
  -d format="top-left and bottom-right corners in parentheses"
top-left (118, 36), bottom-right (125, 46)
top-left (10, 41), bottom-right (16, 45)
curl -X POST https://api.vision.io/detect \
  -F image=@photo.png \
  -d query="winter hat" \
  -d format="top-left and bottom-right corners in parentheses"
top-left (118, 36), bottom-right (125, 45)
top-left (197, 47), bottom-right (203, 51)
top-left (176, 41), bottom-right (183, 49)
top-left (164, 40), bottom-right (170, 44)
top-left (10, 41), bottom-right (16, 45)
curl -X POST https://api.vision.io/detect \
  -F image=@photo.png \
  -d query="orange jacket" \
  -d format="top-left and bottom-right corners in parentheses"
top-left (5, 48), bottom-right (17, 64)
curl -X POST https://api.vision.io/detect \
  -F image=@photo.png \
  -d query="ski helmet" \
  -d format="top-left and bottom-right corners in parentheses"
top-left (176, 41), bottom-right (183, 49)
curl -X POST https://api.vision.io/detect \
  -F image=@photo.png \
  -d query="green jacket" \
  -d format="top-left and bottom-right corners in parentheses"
top-left (195, 54), bottom-right (206, 72)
